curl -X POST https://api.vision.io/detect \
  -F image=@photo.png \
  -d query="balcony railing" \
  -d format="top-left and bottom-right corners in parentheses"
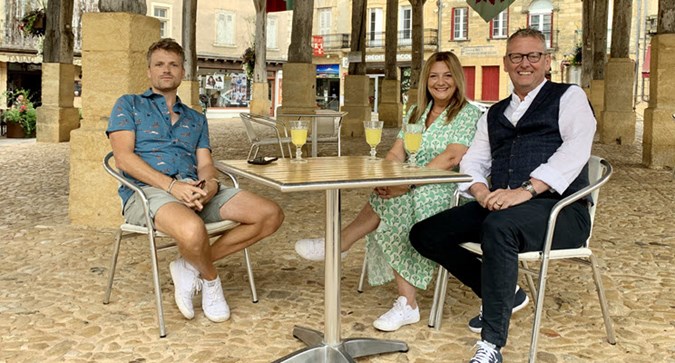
top-left (319, 33), bottom-right (351, 50)
top-left (367, 29), bottom-right (438, 48)
top-left (1, 0), bottom-right (98, 53)
top-left (315, 28), bottom-right (439, 51)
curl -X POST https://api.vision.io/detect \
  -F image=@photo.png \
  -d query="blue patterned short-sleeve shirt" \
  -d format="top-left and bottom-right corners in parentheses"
top-left (106, 88), bottom-right (210, 206)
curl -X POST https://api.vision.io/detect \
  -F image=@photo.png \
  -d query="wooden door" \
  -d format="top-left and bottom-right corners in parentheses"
top-left (481, 66), bottom-right (500, 101)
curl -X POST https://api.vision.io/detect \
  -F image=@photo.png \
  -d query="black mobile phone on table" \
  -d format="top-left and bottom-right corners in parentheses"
top-left (247, 156), bottom-right (278, 165)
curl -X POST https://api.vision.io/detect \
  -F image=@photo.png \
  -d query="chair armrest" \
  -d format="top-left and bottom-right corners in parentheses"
top-left (216, 169), bottom-right (239, 189)
top-left (103, 151), bottom-right (154, 228)
top-left (103, 152), bottom-right (150, 204)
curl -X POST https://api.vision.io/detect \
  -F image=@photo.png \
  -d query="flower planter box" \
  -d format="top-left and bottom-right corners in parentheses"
top-left (6, 122), bottom-right (35, 138)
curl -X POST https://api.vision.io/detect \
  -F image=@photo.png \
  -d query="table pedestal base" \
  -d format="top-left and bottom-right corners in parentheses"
top-left (272, 326), bottom-right (409, 362)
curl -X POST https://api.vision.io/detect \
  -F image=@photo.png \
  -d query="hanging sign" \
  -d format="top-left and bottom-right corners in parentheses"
top-left (467, 0), bottom-right (516, 22)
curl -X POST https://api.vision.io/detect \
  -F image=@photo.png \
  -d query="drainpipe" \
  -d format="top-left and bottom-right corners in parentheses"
top-left (437, 0), bottom-right (442, 52)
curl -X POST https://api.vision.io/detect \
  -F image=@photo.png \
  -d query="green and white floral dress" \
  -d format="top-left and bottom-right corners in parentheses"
top-left (365, 101), bottom-right (482, 289)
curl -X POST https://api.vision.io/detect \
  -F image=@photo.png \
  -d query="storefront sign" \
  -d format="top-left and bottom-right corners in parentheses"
top-left (316, 64), bottom-right (339, 78)
top-left (0, 53), bottom-right (42, 64)
top-left (364, 53), bottom-right (412, 62)
top-left (461, 46), bottom-right (499, 57)
top-left (312, 36), bottom-right (324, 57)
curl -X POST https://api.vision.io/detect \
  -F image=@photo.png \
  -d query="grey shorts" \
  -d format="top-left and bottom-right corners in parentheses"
top-left (123, 181), bottom-right (241, 226)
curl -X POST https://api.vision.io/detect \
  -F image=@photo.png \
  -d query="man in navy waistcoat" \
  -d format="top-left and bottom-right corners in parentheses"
top-left (410, 28), bottom-right (596, 363)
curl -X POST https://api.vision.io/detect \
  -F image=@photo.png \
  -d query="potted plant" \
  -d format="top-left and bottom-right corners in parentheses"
top-left (18, 7), bottom-right (46, 37)
top-left (3, 90), bottom-right (37, 138)
top-left (564, 45), bottom-right (582, 85)
top-left (242, 46), bottom-right (255, 80)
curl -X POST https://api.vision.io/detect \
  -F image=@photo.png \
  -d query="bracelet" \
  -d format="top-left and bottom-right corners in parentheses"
top-left (167, 179), bottom-right (177, 194)
top-left (208, 178), bottom-right (221, 193)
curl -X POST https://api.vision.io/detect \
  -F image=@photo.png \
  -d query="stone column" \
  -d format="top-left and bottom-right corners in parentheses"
top-left (341, 75), bottom-right (370, 137)
top-left (642, 34), bottom-right (675, 168)
top-left (601, 59), bottom-right (635, 144)
top-left (177, 80), bottom-right (201, 112)
top-left (378, 79), bottom-right (402, 128)
top-left (600, 0), bottom-right (635, 145)
top-left (36, 64), bottom-right (81, 142)
top-left (69, 13), bottom-right (159, 227)
top-left (249, 82), bottom-right (270, 115)
top-left (278, 62), bottom-right (316, 115)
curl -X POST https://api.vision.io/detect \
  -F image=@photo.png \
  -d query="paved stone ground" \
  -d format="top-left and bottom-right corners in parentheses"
top-left (0, 116), bottom-right (674, 363)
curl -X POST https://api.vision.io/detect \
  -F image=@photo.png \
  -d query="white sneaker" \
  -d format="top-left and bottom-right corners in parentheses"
top-left (169, 258), bottom-right (201, 320)
top-left (372, 296), bottom-right (420, 332)
top-left (201, 276), bottom-right (230, 322)
top-left (295, 238), bottom-right (348, 261)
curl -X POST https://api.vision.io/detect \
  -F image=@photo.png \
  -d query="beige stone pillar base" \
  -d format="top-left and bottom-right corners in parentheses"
top-left (249, 82), bottom-right (270, 116)
top-left (642, 34), bottom-right (675, 169)
top-left (642, 108), bottom-right (675, 167)
top-left (342, 75), bottom-right (370, 137)
top-left (378, 79), bottom-right (402, 128)
top-left (279, 63), bottom-right (316, 115)
top-left (601, 58), bottom-right (636, 144)
top-left (37, 63), bottom-right (79, 142)
top-left (69, 12), bottom-right (159, 227)
top-left (590, 80), bottom-right (605, 134)
top-left (69, 125), bottom-right (123, 227)
top-left (177, 80), bottom-right (201, 113)
top-left (36, 107), bottom-right (80, 142)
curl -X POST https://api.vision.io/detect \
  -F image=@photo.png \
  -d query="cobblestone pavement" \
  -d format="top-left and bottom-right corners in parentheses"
top-left (0, 117), bottom-right (674, 363)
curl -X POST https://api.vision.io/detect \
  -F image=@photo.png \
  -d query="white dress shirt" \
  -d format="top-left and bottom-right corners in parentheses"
top-left (459, 80), bottom-right (596, 197)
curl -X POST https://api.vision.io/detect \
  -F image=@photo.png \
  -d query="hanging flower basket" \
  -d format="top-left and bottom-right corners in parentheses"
top-left (18, 8), bottom-right (46, 37)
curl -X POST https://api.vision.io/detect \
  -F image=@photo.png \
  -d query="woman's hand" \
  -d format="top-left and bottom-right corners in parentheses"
top-left (374, 185), bottom-right (411, 199)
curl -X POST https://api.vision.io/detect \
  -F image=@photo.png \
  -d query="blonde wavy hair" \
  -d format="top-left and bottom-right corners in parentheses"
top-left (410, 51), bottom-right (468, 124)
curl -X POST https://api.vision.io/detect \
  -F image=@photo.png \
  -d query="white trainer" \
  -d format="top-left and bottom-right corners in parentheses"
top-left (372, 296), bottom-right (420, 332)
top-left (201, 276), bottom-right (230, 322)
top-left (295, 238), bottom-right (348, 261)
top-left (169, 257), bottom-right (201, 320)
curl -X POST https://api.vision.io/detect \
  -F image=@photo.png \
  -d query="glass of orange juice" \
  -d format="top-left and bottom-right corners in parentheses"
top-left (363, 121), bottom-right (384, 160)
top-left (403, 123), bottom-right (424, 168)
top-left (289, 120), bottom-right (309, 163)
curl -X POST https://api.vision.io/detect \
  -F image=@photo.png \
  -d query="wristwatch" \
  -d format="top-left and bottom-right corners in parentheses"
top-left (520, 180), bottom-right (537, 197)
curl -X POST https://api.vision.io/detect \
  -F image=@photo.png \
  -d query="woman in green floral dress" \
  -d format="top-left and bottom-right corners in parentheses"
top-left (295, 52), bottom-right (483, 331)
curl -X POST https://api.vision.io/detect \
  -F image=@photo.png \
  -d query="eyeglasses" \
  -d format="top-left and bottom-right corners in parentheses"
top-left (506, 52), bottom-right (546, 64)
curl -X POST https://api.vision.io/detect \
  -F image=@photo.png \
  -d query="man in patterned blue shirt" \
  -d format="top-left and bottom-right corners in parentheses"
top-left (106, 38), bottom-right (284, 323)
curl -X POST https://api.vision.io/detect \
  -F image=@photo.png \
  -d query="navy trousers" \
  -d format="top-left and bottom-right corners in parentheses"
top-left (410, 198), bottom-right (590, 347)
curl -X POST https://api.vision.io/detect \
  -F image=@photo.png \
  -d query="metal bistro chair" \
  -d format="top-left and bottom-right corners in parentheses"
top-left (312, 110), bottom-right (347, 156)
top-left (240, 112), bottom-right (292, 159)
top-left (102, 151), bottom-right (258, 338)
top-left (428, 155), bottom-right (616, 363)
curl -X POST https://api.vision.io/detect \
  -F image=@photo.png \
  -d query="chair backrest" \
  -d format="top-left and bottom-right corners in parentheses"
top-left (239, 113), bottom-right (261, 143)
top-left (314, 109), bottom-right (343, 136)
top-left (584, 155), bottom-right (611, 246)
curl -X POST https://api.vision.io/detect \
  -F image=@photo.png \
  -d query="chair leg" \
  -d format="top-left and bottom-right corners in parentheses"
top-left (357, 253), bottom-right (367, 293)
top-left (528, 257), bottom-right (554, 363)
top-left (589, 254), bottom-right (616, 344)
top-left (103, 229), bottom-right (124, 304)
top-left (147, 233), bottom-right (167, 338)
top-left (430, 267), bottom-right (449, 330)
top-left (243, 247), bottom-right (258, 303)
top-left (521, 260), bottom-right (538, 305)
